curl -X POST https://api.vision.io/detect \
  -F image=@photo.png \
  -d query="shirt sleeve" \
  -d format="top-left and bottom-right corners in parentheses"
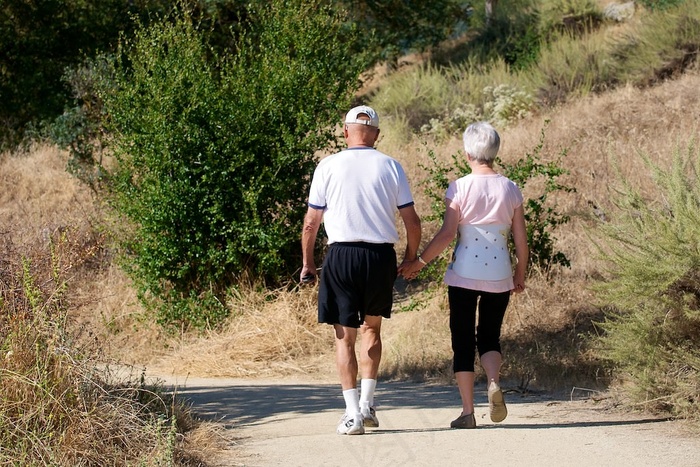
top-left (509, 180), bottom-right (524, 209)
top-left (395, 161), bottom-right (415, 208)
top-left (307, 166), bottom-right (326, 210)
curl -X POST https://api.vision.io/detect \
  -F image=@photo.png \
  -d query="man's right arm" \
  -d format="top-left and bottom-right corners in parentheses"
top-left (301, 207), bottom-right (323, 283)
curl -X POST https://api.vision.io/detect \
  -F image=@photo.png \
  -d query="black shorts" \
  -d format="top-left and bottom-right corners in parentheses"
top-left (318, 242), bottom-right (397, 328)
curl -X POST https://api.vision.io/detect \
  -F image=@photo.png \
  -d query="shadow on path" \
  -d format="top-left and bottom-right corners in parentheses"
top-left (162, 379), bottom-right (670, 431)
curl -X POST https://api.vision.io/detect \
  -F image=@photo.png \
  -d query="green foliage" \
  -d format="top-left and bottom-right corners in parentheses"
top-left (100, 1), bottom-right (368, 329)
top-left (418, 121), bottom-right (573, 280)
top-left (0, 0), bottom-right (473, 150)
top-left (0, 0), bottom-right (172, 149)
top-left (47, 57), bottom-right (115, 192)
top-left (500, 122), bottom-right (574, 270)
top-left (341, 0), bottom-right (469, 63)
top-left (591, 142), bottom-right (700, 418)
top-left (463, 0), bottom-right (543, 70)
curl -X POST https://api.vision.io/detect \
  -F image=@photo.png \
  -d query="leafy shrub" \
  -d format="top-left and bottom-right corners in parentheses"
top-left (501, 123), bottom-right (574, 270)
top-left (418, 121), bottom-right (573, 279)
top-left (482, 84), bottom-right (535, 127)
top-left (341, 0), bottom-right (469, 64)
top-left (99, 1), bottom-right (369, 329)
top-left (592, 143), bottom-right (700, 419)
top-left (466, 0), bottom-right (543, 70)
top-left (47, 58), bottom-right (114, 193)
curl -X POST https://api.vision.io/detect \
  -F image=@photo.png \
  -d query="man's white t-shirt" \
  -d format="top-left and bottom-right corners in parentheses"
top-left (307, 147), bottom-right (414, 244)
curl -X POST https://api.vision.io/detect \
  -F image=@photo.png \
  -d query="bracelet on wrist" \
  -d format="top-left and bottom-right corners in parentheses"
top-left (417, 255), bottom-right (427, 265)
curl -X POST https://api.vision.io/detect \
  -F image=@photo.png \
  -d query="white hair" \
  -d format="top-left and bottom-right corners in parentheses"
top-left (463, 122), bottom-right (500, 164)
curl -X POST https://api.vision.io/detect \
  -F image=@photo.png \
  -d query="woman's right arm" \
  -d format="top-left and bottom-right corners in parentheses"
top-left (401, 199), bottom-right (459, 279)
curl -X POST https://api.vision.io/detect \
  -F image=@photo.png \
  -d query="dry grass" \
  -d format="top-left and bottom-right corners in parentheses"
top-left (150, 285), bottom-right (336, 379)
top-left (0, 145), bottom-right (172, 366)
top-left (0, 231), bottom-right (224, 465)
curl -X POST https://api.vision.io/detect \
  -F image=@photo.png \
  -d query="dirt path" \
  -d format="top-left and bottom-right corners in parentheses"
top-left (155, 375), bottom-right (700, 467)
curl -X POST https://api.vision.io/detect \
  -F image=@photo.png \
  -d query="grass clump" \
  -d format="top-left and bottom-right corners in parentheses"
top-left (592, 143), bottom-right (700, 420)
top-left (371, 0), bottom-right (699, 143)
top-left (0, 232), bottom-right (211, 466)
top-left (611, 0), bottom-right (700, 86)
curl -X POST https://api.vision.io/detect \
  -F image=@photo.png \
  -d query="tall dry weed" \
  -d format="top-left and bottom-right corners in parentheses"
top-left (0, 232), bottom-right (215, 465)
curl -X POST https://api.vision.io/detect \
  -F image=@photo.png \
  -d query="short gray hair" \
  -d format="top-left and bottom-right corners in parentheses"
top-left (463, 122), bottom-right (500, 164)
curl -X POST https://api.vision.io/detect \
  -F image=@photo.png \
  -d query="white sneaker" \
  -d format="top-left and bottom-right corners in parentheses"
top-left (337, 412), bottom-right (365, 435)
top-left (361, 406), bottom-right (379, 428)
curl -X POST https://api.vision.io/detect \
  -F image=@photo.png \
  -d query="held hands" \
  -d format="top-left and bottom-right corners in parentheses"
top-left (398, 258), bottom-right (424, 280)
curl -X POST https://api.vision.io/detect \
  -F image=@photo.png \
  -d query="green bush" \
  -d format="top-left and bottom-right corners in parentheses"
top-left (99, 1), bottom-right (369, 329)
top-left (465, 0), bottom-right (543, 70)
top-left (592, 143), bottom-right (700, 419)
top-left (341, 0), bottom-right (469, 64)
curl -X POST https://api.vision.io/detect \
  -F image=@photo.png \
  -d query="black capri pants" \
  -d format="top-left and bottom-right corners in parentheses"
top-left (448, 286), bottom-right (510, 373)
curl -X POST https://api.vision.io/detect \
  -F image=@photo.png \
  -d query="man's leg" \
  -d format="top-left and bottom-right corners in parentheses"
top-left (334, 324), bottom-right (364, 434)
top-left (334, 324), bottom-right (359, 390)
top-left (358, 315), bottom-right (382, 426)
top-left (359, 315), bottom-right (382, 380)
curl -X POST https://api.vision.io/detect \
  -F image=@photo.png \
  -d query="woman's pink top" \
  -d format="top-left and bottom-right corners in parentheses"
top-left (443, 173), bottom-right (523, 293)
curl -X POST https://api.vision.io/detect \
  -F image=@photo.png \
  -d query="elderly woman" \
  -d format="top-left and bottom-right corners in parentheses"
top-left (401, 121), bottom-right (528, 429)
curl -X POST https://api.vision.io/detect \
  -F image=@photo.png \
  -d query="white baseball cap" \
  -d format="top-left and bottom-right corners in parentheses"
top-left (345, 105), bottom-right (379, 128)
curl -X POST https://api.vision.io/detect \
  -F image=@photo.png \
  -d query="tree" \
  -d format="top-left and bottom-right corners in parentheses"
top-left (100, 1), bottom-right (370, 328)
top-left (0, 0), bottom-right (172, 149)
top-left (341, 0), bottom-right (469, 63)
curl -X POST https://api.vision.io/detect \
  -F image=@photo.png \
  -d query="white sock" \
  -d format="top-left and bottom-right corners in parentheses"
top-left (359, 379), bottom-right (377, 410)
top-left (342, 389), bottom-right (360, 416)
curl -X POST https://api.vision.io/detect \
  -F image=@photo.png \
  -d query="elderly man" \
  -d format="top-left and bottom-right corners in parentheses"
top-left (301, 105), bottom-right (421, 435)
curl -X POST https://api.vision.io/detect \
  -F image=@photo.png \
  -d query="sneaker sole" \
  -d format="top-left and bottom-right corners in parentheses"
top-left (489, 389), bottom-right (508, 423)
top-left (338, 426), bottom-right (365, 435)
top-left (363, 418), bottom-right (379, 428)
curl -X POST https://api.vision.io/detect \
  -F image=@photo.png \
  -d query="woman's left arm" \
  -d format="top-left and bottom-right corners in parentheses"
top-left (511, 204), bottom-right (529, 293)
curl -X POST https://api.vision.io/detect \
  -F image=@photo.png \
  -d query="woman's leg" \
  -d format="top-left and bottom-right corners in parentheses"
top-left (448, 286), bottom-right (479, 415)
top-left (476, 291), bottom-right (510, 382)
top-left (455, 371), bottom-right (476, 415)
top-left (476, 291), bottom-right (511, 423)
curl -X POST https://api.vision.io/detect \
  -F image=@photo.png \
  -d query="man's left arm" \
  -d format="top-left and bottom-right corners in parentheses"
top-left (398, 205), bottom-right (421, 266)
